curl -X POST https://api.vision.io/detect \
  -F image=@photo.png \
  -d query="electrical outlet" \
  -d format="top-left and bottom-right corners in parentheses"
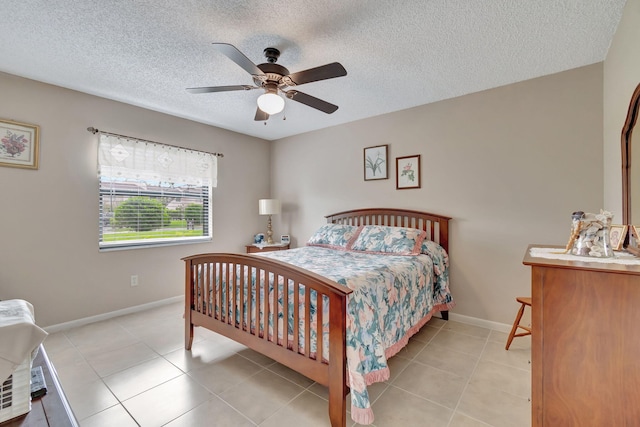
top-left (130, 275), bottom-right (138, 287)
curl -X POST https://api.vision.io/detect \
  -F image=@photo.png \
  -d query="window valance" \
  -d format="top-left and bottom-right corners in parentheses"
top-left (98, 134), bottom-right (218, 187)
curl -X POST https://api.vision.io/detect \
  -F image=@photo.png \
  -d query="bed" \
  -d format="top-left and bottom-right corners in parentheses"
top-left (183, 208), bottom-right (453, 426)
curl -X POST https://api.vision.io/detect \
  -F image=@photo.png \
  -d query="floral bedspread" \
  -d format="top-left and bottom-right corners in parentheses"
top-left (257, 244), bottom-right (453, 424)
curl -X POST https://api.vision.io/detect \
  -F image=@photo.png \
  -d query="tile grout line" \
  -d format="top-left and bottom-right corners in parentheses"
top-left (444, 329), bottom-right (491, 427)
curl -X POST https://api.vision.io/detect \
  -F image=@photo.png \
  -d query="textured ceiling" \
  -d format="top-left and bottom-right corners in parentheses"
top-left (0, 1), bottom-right (626, 141)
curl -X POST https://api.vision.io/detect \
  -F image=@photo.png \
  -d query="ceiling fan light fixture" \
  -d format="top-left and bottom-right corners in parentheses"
top-left (257, 91), bottom-right (285, 115)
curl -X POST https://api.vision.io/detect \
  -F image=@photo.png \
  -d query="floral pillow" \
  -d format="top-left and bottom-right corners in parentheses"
top-left (421, 239), bottom-right (449, 275)
top-left (306, 223), bottom-right (359, 249)
top-left (348, 225), bottom-right (426, 255)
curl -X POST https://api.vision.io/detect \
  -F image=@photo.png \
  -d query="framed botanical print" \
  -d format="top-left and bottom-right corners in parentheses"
top-left (364, 144), bottom-right (388, 180)
top-left (396, 155), bottom-right (421, 189)
top-left (0, 118), bottom-right (40, 169)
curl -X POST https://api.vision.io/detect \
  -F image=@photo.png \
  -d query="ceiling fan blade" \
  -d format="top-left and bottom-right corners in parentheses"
top-left (186, 85), bottom-right (257, 94)
top-left (254, 107), bottom-right (270, 121)
top-left (213, 43), bottom-right (266, 78)
top-left (285, 62), bottom-right (347, 86)
top-left (285, 90), bottom-right (339, 114)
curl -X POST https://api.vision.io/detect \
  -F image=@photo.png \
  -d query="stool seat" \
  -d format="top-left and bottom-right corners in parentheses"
top-left (505, 297), bottom-right (532, 350)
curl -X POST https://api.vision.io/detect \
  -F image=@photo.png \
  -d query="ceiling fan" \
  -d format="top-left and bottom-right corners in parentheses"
top-left (187, 43), bottom-right (347, 121)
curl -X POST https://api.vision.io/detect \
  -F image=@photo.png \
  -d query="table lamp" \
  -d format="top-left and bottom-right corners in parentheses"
top-left (259, 199), bottom-right (280, 244)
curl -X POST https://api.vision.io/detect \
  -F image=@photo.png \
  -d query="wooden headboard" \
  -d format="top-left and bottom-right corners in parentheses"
top-left (325, 208), bottom-right (451, 253)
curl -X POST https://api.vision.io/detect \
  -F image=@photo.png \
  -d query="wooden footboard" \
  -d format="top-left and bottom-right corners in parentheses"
top-left (183, 253), bottom-right (353, 427)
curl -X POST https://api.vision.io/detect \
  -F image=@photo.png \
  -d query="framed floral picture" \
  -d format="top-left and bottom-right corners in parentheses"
top-left (0, 118), bottom-right (40, 169)
top-left (609, 224), bottom-right (627, 251)
top-left (396, 155), bottom-right (421, 189)
top-left (364, 144), bottom-right (388, 180)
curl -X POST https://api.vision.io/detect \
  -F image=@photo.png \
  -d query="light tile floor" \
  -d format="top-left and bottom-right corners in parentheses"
top-left (43, 302), bottom-right (531, 427)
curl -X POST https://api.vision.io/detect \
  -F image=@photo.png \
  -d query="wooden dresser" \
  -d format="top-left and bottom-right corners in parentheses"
top-left (523, 245), bottom-right (640, 426)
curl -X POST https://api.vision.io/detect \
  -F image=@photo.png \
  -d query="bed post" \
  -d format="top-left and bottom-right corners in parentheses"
top-left (438, 216), bottom-right (449, 321)
top-left (184, 258), bottom-right (194, 350)
top-left (328, 292), bottom-right (348, 427)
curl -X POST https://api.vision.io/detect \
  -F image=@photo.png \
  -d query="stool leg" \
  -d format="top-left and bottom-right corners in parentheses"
top-left (505, 303), bottom-right (526, 350)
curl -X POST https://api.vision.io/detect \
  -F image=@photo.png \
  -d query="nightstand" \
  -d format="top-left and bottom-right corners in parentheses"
top-left (246, 243), bottom-right (290, 253)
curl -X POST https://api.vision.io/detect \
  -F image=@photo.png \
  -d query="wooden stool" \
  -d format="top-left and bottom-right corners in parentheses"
top-left (505, 297), bottom-right (532, 350)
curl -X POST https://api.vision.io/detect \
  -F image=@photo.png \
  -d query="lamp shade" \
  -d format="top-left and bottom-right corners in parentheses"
top-left (257, 92), bottom-right (285, 115)
top-left (259, 199), bottom-right (281, 215)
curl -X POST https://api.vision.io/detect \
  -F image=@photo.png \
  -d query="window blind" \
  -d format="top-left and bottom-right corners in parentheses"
top-left (97, 134), bottom-right (217, 250)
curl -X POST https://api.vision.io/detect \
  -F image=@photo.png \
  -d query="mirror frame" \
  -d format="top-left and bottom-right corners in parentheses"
top-left (621, 82), bottom-right (640, 252)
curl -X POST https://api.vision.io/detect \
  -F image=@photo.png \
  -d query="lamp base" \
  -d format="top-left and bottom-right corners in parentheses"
top-left (266, 215), bottom-right (274, 244)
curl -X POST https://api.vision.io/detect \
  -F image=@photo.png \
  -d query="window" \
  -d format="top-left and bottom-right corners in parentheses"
top-left (97, 134), bottom-right (218, 250)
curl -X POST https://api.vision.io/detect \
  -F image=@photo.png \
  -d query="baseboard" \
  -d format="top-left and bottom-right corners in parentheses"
top-left (443, 311), bottom-right (512, 333)
top-left (44, 297), bottom-right (511, 335)
top-left (44, 296), bottom-right (183, 333)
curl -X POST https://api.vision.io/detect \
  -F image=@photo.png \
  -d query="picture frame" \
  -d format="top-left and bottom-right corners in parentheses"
top-left (364, 144), bottom-right (388, 181)
top-left (396, 155), bottom-right (421, 189)
top-left (0, 118), bottom-right (40, 170)
top-left (280, 234), bottom-right (290, 244)
top-left (632, 226), bottom-right (640, 243)
top-left (609, 225), bottom-right (627, 251)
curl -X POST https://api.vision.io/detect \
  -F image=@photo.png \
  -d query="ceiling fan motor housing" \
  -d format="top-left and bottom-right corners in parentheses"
top-left (254, 63), bottom-right (290, 88)
top-left (262, 82), bottom-right (279, 94)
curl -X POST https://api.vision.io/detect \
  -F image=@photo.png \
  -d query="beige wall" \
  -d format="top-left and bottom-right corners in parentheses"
top-left (5, 8), bottom-right (630, 327)
top-left (0, 72), bottom-right (270, 326)
top-left (604, 0), bottom-right (640, 222)
top-left (271, 64), bottom-right (604, 324)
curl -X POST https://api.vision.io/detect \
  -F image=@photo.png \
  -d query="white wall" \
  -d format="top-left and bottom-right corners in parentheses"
top-left (0, 72), bottom-right (270, 326)
top-left (271, 64), bottom-right (604, 324)
top-left (604, 0), bottom-right (640, 220)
